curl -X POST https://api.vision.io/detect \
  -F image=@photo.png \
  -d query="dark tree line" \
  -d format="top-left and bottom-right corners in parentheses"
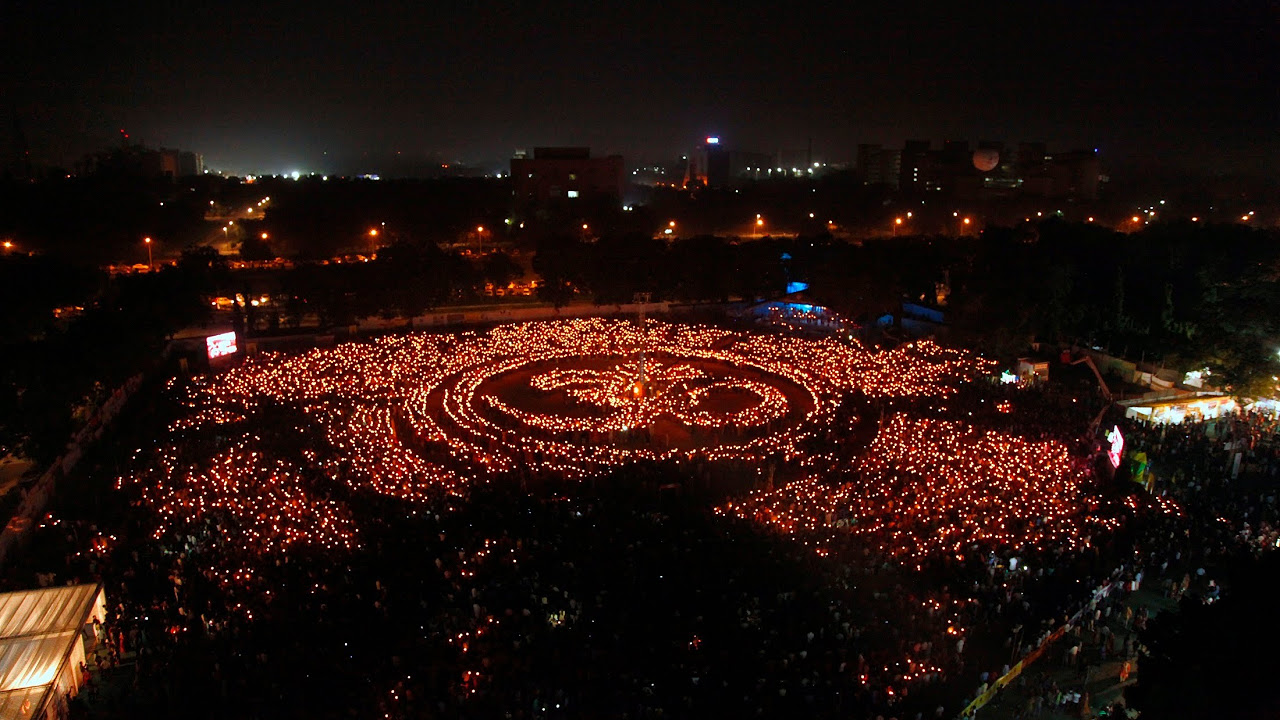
top-left (0, 248), bottom-right (227, 461)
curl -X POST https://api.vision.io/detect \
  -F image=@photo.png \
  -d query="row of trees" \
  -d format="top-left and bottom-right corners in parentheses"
top-left (533, 221), bottom-right (1280, 394)
top-left (0, 249), bottom-right (222, 461)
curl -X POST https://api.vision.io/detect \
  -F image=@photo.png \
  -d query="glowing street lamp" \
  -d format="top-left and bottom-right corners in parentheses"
top-left (143, 236), bottom-right (153, 270)
top-left (893, 217), bottom-right (903, 237)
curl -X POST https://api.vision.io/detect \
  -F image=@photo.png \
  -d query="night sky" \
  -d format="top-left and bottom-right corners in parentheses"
top-left (6, 0), bottom-right (1277, 175)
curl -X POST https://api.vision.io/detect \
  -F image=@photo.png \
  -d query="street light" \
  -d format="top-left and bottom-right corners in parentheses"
top-left (893, 217), bottom-right (903, 237)
top-left (143, 237), bottom-right (153, 270)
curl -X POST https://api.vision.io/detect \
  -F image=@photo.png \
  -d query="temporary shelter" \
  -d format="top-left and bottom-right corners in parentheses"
top-left (1121, 394), bottom-right (1237, 425)
top-left (0, 584), bottom-right (106, 720)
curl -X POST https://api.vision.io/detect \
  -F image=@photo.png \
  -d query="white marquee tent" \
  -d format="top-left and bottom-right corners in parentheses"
top-left (0, 584), bottom-right (106, 720)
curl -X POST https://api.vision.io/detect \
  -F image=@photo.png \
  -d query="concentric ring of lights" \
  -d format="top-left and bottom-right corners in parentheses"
top-left (414, 342), bottom-right (827, 476)
top-left (130, 319), bottom-right (993, 556)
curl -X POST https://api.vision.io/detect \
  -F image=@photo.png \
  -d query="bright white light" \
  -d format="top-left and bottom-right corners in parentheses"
top-left (706, 136), bottom-right (719, 145)
top-left (290, 171), bottom-right (301, 180)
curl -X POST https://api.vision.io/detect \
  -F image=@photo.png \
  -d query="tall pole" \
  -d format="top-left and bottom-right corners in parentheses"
top-left (634, 292), bottom-right (651, 398)
top-left (144, 237), bottom-right (153, 270)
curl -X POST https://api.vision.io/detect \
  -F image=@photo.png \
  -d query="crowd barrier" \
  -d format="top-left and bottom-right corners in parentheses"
top-left (958, 579), bottom-right (1118, 718)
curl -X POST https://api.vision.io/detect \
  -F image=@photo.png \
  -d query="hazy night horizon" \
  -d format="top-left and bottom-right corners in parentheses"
top-left (7, 0), bottom-right (1278, 175)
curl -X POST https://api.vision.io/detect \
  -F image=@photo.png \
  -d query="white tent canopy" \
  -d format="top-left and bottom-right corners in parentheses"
top-left (0, 584), bottom-right (106, 720)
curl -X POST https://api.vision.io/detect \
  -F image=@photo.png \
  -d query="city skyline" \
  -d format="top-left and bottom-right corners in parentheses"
top-left (6, 1), bottom-right (1277, 177)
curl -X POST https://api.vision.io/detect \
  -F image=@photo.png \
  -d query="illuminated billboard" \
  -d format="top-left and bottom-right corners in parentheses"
top-left (206, 331), bottom-right (238, 360)
top-left (1106, 425), bottom-right (1124, 468)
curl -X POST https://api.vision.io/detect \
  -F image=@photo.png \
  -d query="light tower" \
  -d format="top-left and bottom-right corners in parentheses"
top-left (632, 291), bottom-right (652, 399)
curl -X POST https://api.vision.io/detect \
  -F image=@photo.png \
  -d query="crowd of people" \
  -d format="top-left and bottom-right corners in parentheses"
top-left (1, 330), bottom-right (1277, 719)
top-left (966, 407), bottom-right (1280, 719)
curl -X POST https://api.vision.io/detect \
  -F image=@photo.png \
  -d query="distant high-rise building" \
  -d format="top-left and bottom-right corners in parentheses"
top-left (899, 140), bottom-right (930, 190)
top-left (857, 144), bottom-right (901, 189)
top-left (1044, 150), bottom-right (1100, 200)
top-left (684, 139), bottom-right (773, 188)
top-left (510, 147), bottom-right (624, 207)
top-left (1015, 142), bottom-right (1048, 173)
top-left (179, 151), bottom-right (204, 177)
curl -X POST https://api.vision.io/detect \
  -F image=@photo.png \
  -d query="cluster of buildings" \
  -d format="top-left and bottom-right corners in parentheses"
top-left (504, 135), bottom-right (1104, 212)
top-left (857, 140), bottom-right (1100, 200)
top-left (668, 136), bottom-right (1100, 202)
top-left (682, 137), bottom-right (778, 189)
top-left (78, 144), bottom-right (204, 179)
